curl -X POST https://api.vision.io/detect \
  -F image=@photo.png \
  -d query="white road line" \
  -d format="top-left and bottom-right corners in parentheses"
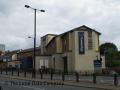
top-left (23, 86), bottom-right (45, 90)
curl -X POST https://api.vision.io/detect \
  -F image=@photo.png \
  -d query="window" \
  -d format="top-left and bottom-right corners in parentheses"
top-left (88, 31), bottom-right (92, 50)
top-left (64, 39), bottom-right (67, 51)
top-left (62, 35), bottom-right (68, 52)
top-left (78, 32), bottom-right (85, 54)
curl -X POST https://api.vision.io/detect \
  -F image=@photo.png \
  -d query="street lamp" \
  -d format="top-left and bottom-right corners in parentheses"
top-left (28, 36), bottom-right (33, 39)
top-left (104, 48), bottom-right (108, 68)
top-left (25, 5), bottom-right (45, 78)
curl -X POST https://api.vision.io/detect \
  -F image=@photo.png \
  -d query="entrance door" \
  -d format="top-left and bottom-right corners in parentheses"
top-left (63, 57), bottom-right (68, 73)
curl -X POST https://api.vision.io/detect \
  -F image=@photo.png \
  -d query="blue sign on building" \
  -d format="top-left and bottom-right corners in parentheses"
top-left (94, 60), bottom-right (102, 70)
top-left (78, 32), bottom-right (85, 54)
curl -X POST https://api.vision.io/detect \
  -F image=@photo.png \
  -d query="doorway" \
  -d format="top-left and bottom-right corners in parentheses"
top-left (63, 57), bottom-right (68, 73)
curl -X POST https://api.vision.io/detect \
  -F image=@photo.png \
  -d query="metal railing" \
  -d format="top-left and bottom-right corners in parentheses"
top-left (0, 68), bottom-right (119, 86)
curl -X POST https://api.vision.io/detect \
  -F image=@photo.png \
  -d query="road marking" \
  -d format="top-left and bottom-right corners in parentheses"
top-left (23, 86), bottom-right (45, 90)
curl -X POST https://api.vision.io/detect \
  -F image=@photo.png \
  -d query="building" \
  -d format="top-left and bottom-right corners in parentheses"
top-left (1, 50), bottom-right (20, 69)
top-left (0, 44), bottom-right (5, 52)
top-left (17, 47), bottom-right (41, 70)
top-left (36, 25), bottom-right (105, 73)
top-left (0, 25), bottom-right (105, 73)
top-left (0, 47), bottom-right (41, 70)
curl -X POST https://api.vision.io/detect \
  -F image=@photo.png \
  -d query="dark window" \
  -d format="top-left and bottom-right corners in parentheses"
top-left (62, 34), bottom-right (68, 52)
top-left (63, 57), bottom-right (68, 73)
top-left (78, 32), bottom-right (85, 54)
top-left (64, 39), bottom-right (67, 51)
top-left (88, 31), bottom-right (92, 50)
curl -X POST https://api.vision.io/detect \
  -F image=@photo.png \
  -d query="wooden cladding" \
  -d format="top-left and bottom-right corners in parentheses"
top-left (62, 33), bottom-right (69, 53)
top-left (88, 31), bottom-right (93, 50)
top-left (46, 33), bottom-right (69, 54)
top-left (46, 38), bottom-right (56, 54)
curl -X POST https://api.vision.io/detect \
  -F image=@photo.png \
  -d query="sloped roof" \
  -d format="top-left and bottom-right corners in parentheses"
top-left (45, 36), bottom-right (56, 47)
top-left (41, 34), bottom-right (57, 38)
top-left (60, 25), bottom-right (101, 36)
top-left (18, 47), bottom-right (41, 53)
top-left (45, 25), bottom-right (101, 47)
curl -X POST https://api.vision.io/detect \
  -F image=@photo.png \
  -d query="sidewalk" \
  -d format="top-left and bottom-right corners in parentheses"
top-left (64, 81), bottom-right (120, 90)
top-left (0, 75), bottom-right (120, 90)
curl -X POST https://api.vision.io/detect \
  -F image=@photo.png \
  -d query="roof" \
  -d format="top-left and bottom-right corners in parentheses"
top-left (3, 47), bottom-right (41, 55)
top-left (17, 47), bottom-right (41, 53)
top-left (45, 25), bottom-right (101, 47)
top-left (45, 36), bottom-right (57, 47)
top-left (60, 25), bottom-right (101, 36)
top-left (5, 50), bottom-right (20, 55)
top-left (41, 34), bottom-right (57, 38)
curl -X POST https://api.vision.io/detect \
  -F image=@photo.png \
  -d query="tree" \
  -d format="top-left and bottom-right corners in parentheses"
top-left (100, 42), bottom-right (120, 67)
top-left (100, 42), bottom-right (118, 55)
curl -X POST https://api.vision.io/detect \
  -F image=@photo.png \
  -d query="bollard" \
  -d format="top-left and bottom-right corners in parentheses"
top-left (24, 70), bottom-right (26, 77)
top-left (40, 71), bottom-right (43, 79)
top-left (114, 74), bottom-right (118, 86)
top-left (17, 69), bottom-right (19, 76)
top-left (0, 86), bottom-right (2, 90)
top-left (0, 68), bottom-right (2, 74)
top-left (11, 68), bottom-right (13, 76)
top-left (50, 70), bottom-right (53, 80)
top-left (6, 67), bottom-right (8, 75)
top-left (32, 69), bottom-right (35, 78)
top-left (76, 72), bottom-right (79, 82)
top-left (62, 72), bottom-right (65, 81)
top-left (93, 73), bottom-right (96, 84)
top-left (32, 71), bottom-right (34, 78)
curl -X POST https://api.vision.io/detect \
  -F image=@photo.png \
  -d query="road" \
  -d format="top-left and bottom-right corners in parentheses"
top-left (0, 84), bottom-right (102, 90)
top-left (0, 76), bottom-right (104, 90)
top-left (0, 73), bottom-right (118, 90)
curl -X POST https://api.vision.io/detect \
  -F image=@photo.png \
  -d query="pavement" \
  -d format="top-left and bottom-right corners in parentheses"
top-left (0, 75), bottom-right (120, 90)
top-left (2, 71), bottom-right (120, 84)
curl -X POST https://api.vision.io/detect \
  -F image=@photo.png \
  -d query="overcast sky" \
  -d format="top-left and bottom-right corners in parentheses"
top-left (0, 0), bottom-right (120, 51)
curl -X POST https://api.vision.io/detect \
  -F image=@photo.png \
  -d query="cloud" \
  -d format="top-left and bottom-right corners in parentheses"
top-left (0, 0), bottom-right (120, 50)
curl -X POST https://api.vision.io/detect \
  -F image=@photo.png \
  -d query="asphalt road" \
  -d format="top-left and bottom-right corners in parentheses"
top-left (0, 76), bottom-right (104, 90)
top-left (0, 84), bottom-right (102, 90)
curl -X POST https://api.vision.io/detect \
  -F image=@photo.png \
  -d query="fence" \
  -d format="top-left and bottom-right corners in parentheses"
top-left (0, 68), bottom-right (119, 86)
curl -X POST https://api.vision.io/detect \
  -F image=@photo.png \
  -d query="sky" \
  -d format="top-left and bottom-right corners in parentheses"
top-left (0, 0), bottom-right (120, 51)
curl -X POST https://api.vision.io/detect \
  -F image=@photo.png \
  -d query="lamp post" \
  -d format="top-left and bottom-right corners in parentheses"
top-left (104, 48), bottom-right (108, 68)
top-left (25, 5), bottom-right (45, 78)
